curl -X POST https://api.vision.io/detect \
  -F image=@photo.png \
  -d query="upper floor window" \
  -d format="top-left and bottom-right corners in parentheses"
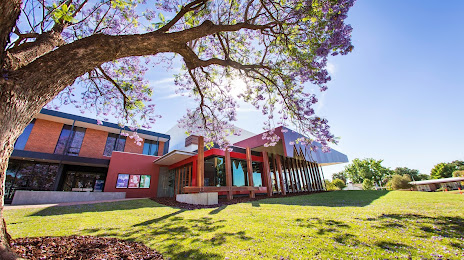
top-left (54, 125), bottom-right (86, 156)
top-left (103, 133), bottom-right (126, 156)
top-left (14, 119), bottom-right (36, 150)
top-left (143, 139), bottom-right (159, 156)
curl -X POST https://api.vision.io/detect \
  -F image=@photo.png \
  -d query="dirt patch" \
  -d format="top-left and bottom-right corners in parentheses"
top-left (11, 235), bottom-right (163, 260)
top-left (151, 191), bottom-right (324, 210)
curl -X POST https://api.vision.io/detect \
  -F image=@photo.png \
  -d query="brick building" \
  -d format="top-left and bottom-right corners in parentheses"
top-left (6, 109), bottom-right (348, 205)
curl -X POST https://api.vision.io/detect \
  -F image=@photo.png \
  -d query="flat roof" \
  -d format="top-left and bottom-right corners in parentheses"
top-left (39, 109), bottom-right (170, 142)
top-left (153, 150), bottom-right (196, 166)
top-left (410, 177), bottom-right (464, 185)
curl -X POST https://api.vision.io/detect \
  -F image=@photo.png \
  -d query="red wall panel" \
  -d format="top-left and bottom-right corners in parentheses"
top-left (104, 151), bottom-right (160, 198)
top-left (24, 119), bottom-right (63, 154)
top-left (79, 128), bottom-right (108, 159)
top-left (124, 138), bottom-right (144, 154)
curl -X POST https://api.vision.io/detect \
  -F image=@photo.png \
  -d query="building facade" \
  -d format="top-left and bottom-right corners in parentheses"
top-left (6, 109), bottom-right (170, 204)
top-left (6, 110), bottom-right (348, 204)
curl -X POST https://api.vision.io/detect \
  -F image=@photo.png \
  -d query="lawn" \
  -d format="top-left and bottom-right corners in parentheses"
top-left (5, 191), bottom-right (464, 259)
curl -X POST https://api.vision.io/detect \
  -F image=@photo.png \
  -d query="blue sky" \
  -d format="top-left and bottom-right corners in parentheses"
top-left (60, 0), bottom-right (464, 178)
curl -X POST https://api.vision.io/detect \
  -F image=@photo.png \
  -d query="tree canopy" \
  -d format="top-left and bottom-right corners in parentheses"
top-left (2, 0), bottom-right (355, 149)
top-left (0, 0), bottom-right (356, 257)
top-left (342, 158), bottom-right (392, 186)
top-left (431, 160), bottom-right (464, 179)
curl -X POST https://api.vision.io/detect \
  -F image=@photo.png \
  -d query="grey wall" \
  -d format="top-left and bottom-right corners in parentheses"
top-left (11, 191), bottom-right (126, 205)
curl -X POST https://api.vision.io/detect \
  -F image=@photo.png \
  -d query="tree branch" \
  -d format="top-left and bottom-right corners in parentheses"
top-left (157, 0), bottom-right (208, 33)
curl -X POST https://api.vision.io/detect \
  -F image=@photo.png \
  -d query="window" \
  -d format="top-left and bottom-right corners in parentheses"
top-left (14, 119), bottom-right (36, 150)
top-left (103, 133), bottom-right (126, 156)
top-left (252, 162), bottom-right (263, 187)
top-left (5, 160), bottom-right (58, 201)
top-left (232, 159), bottom-right (248, 187)
top-left (54, 125), bottom-right (86, 156)
top-left (204, 156), bottom-right (226, 186)
top-left (143, 139), bottom-right (159, 156)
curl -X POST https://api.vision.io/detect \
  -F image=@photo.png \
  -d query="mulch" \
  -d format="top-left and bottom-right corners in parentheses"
top-left (151, 191), bottom-right (324, 210)
top-left (11, 235), bottom-right (164, 260)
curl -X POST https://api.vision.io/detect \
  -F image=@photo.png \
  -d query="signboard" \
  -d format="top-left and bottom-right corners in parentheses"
top-left (94, 180), bottom-right (105, 191)
top-left (140, 175), bottom-right (151, 188)
top-left (128, 175), bottom-right (141, 188)
top-left (116, 174), bottom-right (129, 188)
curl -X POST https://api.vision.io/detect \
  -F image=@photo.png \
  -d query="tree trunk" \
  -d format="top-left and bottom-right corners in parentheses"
top-left (0, 79), bottom-right (42, 259)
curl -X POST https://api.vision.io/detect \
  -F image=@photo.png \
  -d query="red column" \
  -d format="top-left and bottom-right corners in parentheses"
top-left (246, 147), bottom-right (255, 198)
top-left (197, 136), bottom-right (204, 188)
top-left (262, 151), bottom-right (273, 197)
top-left (225, 148), bottom-right (233, 200)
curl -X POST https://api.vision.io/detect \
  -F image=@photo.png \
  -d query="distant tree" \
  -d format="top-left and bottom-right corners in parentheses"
top-left (332, 178), bottom-right (346, 190)
top-left (393, 167), bottom-right (428, 181)
top-left (388, 174), bottom-right (412, 190)
top-left (343, 158), bottom-right (392, 186)
top-left (453, 171), bottom-right (464, 177)
top-left (362, 179), bottom-right (374, 190)
top-left (332, 172), bottom-right (347, 183)
top-left (431, 160), bottom-right (464, 179)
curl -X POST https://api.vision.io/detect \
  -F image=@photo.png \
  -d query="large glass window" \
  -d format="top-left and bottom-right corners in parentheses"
top-left (143, 139), bottom-right (159, 156)
top-left (14, 119), bottom-right (36, 150)
top-left (54, 125), bottom-right (86, 156)
top-left (232, 159), bottom-right (248, 186)
top-left (252, 162), bottom-right (263, 187)
top-left (204, 156), bottom-right (226, 186)
top-left (62, 171), bottom-right (106, 192)
top-left (5, 160), bottom-right (58, 201)
top-left (103, 133), bottom-right (126, 156)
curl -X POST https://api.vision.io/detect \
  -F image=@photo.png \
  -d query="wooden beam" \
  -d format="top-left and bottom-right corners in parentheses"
top-left (246, 147), bottom-right (255, 198)
top-left (275, 155), bottom-right (286, 195)
top-left (296, 158), bottom-right (307, 191)
top-left (262, 151), bottom-right (273, 197)
top-left (197, 136), bottom-right (204, 187)
top-left (302, 160), bottom-right (312, 192)
top-left (225, 148), bottom-right (233, 200)
top-left (314, 163), bottom-right (323, 191)
top-left (292, 158), bottom-right (302, 192)
top-left (188, 164), bottom-right (192, 186)
top-left (175, 168), bottom-right (180, 195)
top-left (284, 157), bottom-right (294, 193)
top-left (270, 154), bottom-right (279, 193)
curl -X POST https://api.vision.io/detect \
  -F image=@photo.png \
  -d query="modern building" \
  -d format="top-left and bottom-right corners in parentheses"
top-left (6, 109), bottom-right (170, 204)
top-left (6, 109), bottom-right (348, 205)
top-left (409, 177), bottom-right (464, 192)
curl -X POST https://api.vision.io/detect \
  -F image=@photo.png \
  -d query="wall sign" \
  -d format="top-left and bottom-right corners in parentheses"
top-left (140, 175), bottom-right (151, 188)
top-left (128, 175), bottom-right (141, 188)
top-left (116, 174), bottom-right (129, 188)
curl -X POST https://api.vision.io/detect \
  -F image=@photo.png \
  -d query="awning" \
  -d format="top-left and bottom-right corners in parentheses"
top-left (409, 177), bottom-right (464, 185)
top-left (153, 150), bottom-right (196, 166)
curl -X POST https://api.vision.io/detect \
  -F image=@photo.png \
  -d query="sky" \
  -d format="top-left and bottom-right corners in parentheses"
top-left (57, 0), bottom-right (464, 178)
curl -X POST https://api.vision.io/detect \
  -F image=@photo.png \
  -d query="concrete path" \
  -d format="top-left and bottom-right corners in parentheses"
top-left (4, 198), bottom-right (144, 210)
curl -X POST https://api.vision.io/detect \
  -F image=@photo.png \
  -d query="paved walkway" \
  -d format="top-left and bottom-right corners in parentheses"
top-left (4, 198), bottom-right (144, 210)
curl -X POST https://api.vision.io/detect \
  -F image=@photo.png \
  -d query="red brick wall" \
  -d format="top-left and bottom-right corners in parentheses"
top-left (79, 128), bottom-right (108, 159)
top-left (24, 119), bottom-right (63, 154)
top-left (104, 151), bottom-right (160, 198)
top-left (124, 138), bottom-right (144, 154)
top-left (158, 141), bottom-right (165, 156)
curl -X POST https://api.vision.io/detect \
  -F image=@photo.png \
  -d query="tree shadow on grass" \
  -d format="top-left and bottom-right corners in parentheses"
top-left (81, 212), bottom-right (251, 260)
top-left (254, 191), bottom-right (390, 207)
top-left (371, 213), bottom-right (464, 239)
top-left (30, 199), bottom-right (164, 217)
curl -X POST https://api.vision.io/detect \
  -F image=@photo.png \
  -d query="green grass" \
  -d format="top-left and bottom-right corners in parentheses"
top-left (5, 191), bottom-right (464, 259)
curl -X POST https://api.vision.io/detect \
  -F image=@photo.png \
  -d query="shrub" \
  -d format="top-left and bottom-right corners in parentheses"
top-left (388, 174), bottom-right (412, 190)
top-left (362, 179), bottom-right (374, 190)
top-left (332, 178), bottom-right (346, 190)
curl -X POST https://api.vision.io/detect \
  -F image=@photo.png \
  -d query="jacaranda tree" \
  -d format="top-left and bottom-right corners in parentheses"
top-left (0, 0), bottom-right (355, 257)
